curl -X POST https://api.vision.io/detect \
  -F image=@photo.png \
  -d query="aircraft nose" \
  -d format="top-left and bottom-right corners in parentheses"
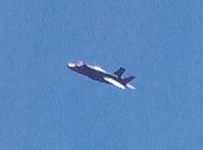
top-left (68, 63), bottom-right (76, 68)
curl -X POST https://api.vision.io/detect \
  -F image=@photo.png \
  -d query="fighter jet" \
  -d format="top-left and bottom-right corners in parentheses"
top-left (67, 61), bottom-right (135, 89)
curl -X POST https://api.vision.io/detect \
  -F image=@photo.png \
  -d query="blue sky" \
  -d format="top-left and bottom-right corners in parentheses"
top-left (0, 0), bottom-right (203, 149)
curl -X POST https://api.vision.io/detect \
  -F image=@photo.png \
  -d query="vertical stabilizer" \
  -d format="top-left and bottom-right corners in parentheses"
top-left (113, 68), bottom-right (126, 77)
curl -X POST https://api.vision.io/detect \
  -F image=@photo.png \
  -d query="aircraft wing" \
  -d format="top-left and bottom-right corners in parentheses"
top-left (104, 77), bottom-right (126, 89)
top-left (113, 67), bottom-right (126, 77)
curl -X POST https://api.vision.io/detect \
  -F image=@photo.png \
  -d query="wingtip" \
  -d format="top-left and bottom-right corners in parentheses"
top-left (126, 83), bottom-right (136, 90)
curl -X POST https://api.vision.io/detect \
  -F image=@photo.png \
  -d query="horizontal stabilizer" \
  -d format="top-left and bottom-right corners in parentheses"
top-left (124, 76), bottom-right (135, 83)
top-left (113, 67), bottom-right (126, 77)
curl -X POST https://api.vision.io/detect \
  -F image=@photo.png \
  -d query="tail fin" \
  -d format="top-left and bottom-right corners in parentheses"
top-left (124, 76), bottom-right (135, 83)
top-left (113, 67), bottom-right (126, 77)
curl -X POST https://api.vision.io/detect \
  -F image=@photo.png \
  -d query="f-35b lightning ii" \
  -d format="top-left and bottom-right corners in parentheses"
top-left (67, 61), bottom-right (135, 89)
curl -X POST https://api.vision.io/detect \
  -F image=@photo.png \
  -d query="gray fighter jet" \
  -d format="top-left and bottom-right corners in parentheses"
top-left (67, 61), bottom-right (135, 89)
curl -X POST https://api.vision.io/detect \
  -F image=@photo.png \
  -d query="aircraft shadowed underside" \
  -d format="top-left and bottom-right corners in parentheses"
top-left (67, 61), bottom-right (135, 89)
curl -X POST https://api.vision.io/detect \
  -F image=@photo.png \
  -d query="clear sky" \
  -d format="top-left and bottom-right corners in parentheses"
top-left (0, 0), bottom-right (203, 150)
